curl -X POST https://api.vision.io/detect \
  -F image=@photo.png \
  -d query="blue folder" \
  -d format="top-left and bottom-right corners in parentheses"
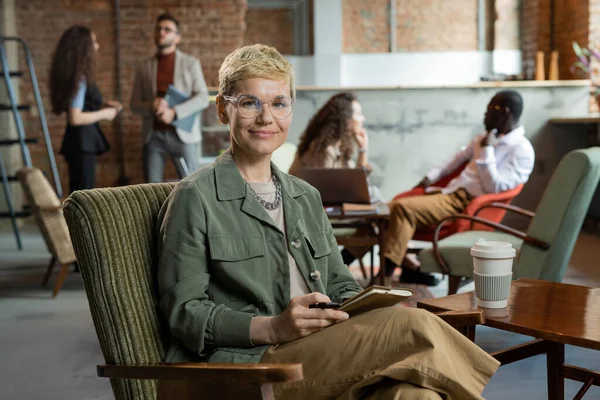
top-left (164, 84), bottom-right (198, 132)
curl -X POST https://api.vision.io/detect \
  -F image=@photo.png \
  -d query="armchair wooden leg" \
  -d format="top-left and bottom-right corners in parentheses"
top-left (448, 276), bottom-right (462, 295)
top-left (53, 263), bottom-right (70, 298)
top-left (157, 380), bottom-right (275, 400)
top-left (370, 247), bottom-right (374, 279)
top-left (42, 256), bottom-right (56, 287)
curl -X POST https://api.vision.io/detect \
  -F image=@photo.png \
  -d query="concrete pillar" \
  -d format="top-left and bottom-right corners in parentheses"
top-left (313, 0), bottom-right (342, 86)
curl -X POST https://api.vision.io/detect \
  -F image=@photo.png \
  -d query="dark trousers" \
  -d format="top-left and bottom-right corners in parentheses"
top-left (66, 152), bottom-right (97, 193)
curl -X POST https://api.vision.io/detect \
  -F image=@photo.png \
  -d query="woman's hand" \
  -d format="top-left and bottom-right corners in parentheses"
top-left (101, 107), bottom-right (120, 121)
top-left (250, 292), bottom-right (349, 345)
top-left (354, 128), bottom-right (369, 151)
top-left (106, 100), bottom-right (123, 112)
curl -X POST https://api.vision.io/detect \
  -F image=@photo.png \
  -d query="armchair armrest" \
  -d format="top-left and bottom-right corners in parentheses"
top-left (473, 202), bottom-right (535, 219)
top-left (98, 363), bottom-right (303, 384)
top-left (36, 204), bottom-right (63, 213)
top-left (98, 363), bottom-right (303, 400)
top-left (432, 214), bottom-right (550, 274)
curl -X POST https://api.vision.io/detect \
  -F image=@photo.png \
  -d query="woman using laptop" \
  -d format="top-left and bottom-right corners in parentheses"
top-left (288, 92), bottom-right (382, 265)
top-left (288, 92), bottom-right (369, 176)
top-left (157, 44), bottom-right (498, 399)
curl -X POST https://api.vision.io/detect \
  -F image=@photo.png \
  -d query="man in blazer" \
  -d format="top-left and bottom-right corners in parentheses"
top-left (130, 13), bottom-right (209, 183)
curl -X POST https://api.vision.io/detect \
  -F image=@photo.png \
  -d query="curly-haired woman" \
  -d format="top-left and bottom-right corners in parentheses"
top-left (288, 92), bottom-right (368, 176)
top-left (49, 25), bottom-right (122, 192)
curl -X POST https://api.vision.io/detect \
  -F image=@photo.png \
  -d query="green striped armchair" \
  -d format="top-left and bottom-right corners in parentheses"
top-left (63, 183), bottom-right (301, 400)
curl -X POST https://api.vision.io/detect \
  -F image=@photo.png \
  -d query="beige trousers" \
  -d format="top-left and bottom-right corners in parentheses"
top-left (383, 189), bottom-right (473, 266)
top-left (261, 307), bottom-right (499, 400)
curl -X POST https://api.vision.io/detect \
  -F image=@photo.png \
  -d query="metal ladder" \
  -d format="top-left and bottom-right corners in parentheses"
top-left (0, 36), bottom-right (62, 249)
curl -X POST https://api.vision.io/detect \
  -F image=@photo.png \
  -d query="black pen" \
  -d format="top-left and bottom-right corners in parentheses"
top-left (308, 302), bottom-right (341, 309)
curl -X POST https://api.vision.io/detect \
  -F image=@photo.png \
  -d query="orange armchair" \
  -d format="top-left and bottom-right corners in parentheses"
top-left (392, 163), bottom-right (524, 241)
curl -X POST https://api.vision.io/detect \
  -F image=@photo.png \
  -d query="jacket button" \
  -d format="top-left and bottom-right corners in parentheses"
top-left (291, 238), bottom-right (301, 249)
top-left (310, 270), bottom-right (321, 281)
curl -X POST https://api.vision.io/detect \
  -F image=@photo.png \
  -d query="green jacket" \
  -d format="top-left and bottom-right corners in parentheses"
top-left (157, 151), bottom-right (362, 364)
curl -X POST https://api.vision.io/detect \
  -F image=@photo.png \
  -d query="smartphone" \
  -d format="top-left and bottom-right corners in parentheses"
top-left (308, 302), bottom-right (341, 309)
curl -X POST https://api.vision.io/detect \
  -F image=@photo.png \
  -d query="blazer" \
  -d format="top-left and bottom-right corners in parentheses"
top-left (157, 150), bottom-right (362, 364)
top-left (130, 49), bottom-right (209, 144)
top-left (60, 83), bottom-right (110, 158)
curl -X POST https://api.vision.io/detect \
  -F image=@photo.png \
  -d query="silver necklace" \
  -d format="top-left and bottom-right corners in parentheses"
top-left (246, 172), bottom-right (282, 210)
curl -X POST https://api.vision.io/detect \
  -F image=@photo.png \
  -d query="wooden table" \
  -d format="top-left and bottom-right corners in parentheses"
top-left (549, 115), bottom-right (600, 148)
top-left (417, 279), bottom-right (600, 400)
top-left (326, 203), bottom-right (390, 286)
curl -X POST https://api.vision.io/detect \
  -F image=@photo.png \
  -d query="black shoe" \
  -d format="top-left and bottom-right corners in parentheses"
top-left (341, 248), bottom-right (357, 266)
top-left (399, 267), bottom-right (440, 286)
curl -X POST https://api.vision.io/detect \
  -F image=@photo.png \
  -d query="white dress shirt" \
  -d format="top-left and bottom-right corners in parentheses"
top-left (425, 126), bottom-right (535, 197)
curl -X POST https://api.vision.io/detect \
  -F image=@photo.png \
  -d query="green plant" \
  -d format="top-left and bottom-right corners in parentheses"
top-left (572, 42), bottom-right (600, 95)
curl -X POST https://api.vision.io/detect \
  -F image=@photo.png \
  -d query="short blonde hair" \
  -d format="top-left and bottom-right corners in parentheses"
top-left (218, 44), bottom-right (295, 99)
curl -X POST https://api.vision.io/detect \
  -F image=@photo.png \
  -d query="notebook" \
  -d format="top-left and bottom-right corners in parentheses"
top-left (164, 84), bottom-right (198, 132)
top-left (342, 202), bottom-right (377, 216)
top-left (339, 285), bottom-right (413, 317)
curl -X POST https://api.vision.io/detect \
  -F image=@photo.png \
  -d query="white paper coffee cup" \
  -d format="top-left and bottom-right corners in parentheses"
top-left (470, 239), bottom-right (516, 308)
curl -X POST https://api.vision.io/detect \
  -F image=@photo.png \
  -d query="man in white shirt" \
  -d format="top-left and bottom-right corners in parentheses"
top-left (384, 90), bottom-right (534, 285)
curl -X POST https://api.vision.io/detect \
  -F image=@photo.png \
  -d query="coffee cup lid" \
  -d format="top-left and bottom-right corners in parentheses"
top-left (470, 238), bottom-right (516, 259)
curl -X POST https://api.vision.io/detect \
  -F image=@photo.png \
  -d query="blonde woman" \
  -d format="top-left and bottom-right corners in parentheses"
top-left (157, 44), bottom-right (498, 399)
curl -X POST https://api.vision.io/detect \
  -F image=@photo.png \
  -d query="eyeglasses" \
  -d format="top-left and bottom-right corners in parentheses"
top-left (223, 94), bottom-right (295, 120)
top-left (487, 105), bottom-right (510, 113)
top-left (155, 26), bottom-right (177, 34)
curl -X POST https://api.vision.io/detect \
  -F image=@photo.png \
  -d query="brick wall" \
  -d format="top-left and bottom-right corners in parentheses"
top-left (396, 0), bottom-right (478, 52)
top-left (495, 0), bottom-right (520, 50)
top-left (555, 0), bottom-right (589, 80)
top-left (343, 0), bottom-right (478, 53)
top-left (342, 0), bottom-right (390, 53)
top-left (521, 0), bottom-right (540, 79)
top-left (16, 0), bottom-right (246, 194)
top-left (520, 0), bottom-right (589, 81)
top-left (245, 8), bottom-right (293, 54)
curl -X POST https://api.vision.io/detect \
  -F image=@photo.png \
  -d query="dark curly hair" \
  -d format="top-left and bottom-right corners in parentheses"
top-left (296, 92), bottom-right (358, 165)
top-left (49, 25), bottom-right (95, 115)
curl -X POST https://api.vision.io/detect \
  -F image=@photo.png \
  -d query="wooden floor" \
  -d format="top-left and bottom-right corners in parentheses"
top-left (1, 224), bottom-right (599, 399)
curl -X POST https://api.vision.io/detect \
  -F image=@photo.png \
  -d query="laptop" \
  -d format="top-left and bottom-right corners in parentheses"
top-left (294, 168), bottom-right (377, 205)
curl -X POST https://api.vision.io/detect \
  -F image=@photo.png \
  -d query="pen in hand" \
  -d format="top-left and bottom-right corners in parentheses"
top-left (308, 302), bottom-right (341, 309)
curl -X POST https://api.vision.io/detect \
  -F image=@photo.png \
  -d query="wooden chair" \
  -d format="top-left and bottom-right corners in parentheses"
top-left (17, 167), bottom-right (76, 297)
top-left (62, 183), bottom-right (485, 399)
top-left (419, 148), bottom-right (600, 295)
